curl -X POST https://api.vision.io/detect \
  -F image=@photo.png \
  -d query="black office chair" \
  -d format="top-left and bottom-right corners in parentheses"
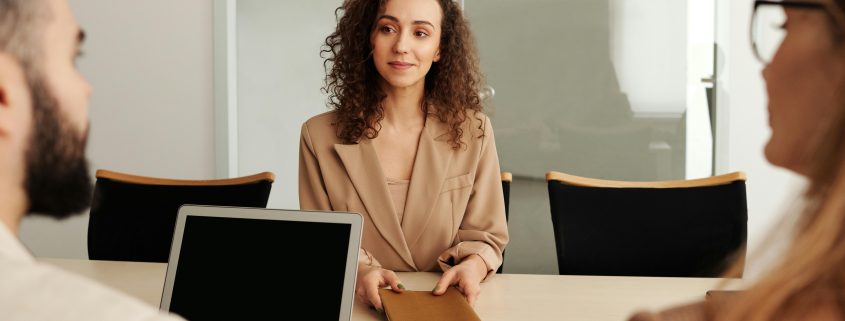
top-left (497, 172), bottom-right (512, 274)
top-left (546, 171), bottom-right (747, 277)
top-left (88, 170), bottom-right (275, 262)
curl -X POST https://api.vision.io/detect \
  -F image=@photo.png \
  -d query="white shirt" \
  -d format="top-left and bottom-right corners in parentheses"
top-left (0, 223), bottom-right (184, 321)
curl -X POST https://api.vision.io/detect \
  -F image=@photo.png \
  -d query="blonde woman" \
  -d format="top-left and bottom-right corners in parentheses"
top-left (632, 0), bottom-right (845, 320)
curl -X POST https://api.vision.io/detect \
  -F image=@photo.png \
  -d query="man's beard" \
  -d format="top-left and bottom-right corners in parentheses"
top-left (23, 76), bottom-right (93, 219)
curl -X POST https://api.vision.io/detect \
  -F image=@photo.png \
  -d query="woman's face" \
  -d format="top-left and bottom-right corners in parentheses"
top-left (763, 1), bottom-right (845, 174)
top-left (370, 0), bottom-right (442, 91)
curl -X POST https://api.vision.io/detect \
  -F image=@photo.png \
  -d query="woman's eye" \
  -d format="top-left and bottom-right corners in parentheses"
top-left (415, 31), bottom-right (429, 37)
top-left (380, 26), bottom-right (396, 33)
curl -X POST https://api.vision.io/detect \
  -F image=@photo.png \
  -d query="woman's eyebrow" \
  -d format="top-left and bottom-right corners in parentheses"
top-left (377, 15), bottom-right (435, 28)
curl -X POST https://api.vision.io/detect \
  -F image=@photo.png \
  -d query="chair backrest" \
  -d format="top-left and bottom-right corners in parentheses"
top-left (546, 171), bottom-right (747, 277)
top-left (88, 170), bottom-right (275, 262)
top-left (498, 172), bottom-right (512, 274)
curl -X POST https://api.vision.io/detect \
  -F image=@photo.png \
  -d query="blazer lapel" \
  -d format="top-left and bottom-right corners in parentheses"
top-left (334, 140), bottom-right (417, 269)
top-left (402, 117), bottom-right (454, 251)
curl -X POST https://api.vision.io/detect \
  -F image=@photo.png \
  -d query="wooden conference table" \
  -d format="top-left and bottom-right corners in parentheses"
top-left (39, 258), bottom-right (741, 321)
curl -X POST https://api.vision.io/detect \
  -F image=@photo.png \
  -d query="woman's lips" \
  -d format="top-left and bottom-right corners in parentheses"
top-left (388, 61), bottom-right (413, 70)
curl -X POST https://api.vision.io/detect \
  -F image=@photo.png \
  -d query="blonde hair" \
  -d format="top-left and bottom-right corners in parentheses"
top-left (713, 9), bottom-right (845, 317)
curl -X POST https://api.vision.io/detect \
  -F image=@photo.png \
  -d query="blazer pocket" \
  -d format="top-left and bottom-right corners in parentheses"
top-left (441, 173), bottom-right (473, 193)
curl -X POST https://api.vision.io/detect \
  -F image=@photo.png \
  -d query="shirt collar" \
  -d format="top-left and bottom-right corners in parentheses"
top-left (0, 220), bottom-right (35, 262)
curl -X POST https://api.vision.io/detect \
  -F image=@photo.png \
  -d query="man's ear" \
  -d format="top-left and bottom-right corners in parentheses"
top-left (0, 52), bottom-right (31, 136)
top-left (0, 53), bottom-right (28, 108)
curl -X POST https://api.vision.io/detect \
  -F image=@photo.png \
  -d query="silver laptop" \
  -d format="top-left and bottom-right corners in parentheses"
top-left (160, 205), bottom-right (362, 320)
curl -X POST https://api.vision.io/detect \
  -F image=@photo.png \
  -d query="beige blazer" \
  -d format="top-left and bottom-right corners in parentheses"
top-left (299, 111), bottom-right (508, 276)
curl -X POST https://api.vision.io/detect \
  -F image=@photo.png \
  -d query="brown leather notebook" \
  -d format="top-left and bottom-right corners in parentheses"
top-left (379, 287), bottom-right (481, 321)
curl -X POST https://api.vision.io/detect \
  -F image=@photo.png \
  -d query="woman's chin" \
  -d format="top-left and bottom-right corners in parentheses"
top-left (764, 139), bottom-right (806, 175)
top-left (764, 139), bottom-right (786, 168)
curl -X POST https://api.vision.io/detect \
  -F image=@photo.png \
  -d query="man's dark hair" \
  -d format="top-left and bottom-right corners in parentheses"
top-left (0, 0), bottom-right (49, 75)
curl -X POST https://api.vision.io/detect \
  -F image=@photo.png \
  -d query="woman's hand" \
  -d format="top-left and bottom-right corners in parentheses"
top-left (432, 255), bottom-right (489, 306)
top-left (355, 263), bottom-right (405, 313)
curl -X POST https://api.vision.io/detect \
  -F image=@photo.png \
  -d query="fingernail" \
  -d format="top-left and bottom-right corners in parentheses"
top-left (432, 286), bottom-right (438, 292)
top-left (398, 283), bottom-right (406, 290)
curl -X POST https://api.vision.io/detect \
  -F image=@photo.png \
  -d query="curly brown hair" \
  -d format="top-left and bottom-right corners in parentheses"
top-left (321, 0), bottom-right (484, 149)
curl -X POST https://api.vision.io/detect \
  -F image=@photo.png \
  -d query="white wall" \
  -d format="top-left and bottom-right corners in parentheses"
top-left (716, 0), bottom-right (805, 277)
top-left (235, 0), bottom-right (340, 209)
top-left (18, 0), bottom-right (215, 259)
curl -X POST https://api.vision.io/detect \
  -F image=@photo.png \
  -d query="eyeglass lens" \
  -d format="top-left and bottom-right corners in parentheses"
top-left (752, 5), bottom-right (787, 63)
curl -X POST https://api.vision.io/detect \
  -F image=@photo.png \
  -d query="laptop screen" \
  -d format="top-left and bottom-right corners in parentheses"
top-left (166, 214), bottom-right (352, 320)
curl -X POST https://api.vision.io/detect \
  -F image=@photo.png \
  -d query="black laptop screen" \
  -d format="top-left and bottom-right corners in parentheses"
top-left (168, 215), bottom-right (351, 320)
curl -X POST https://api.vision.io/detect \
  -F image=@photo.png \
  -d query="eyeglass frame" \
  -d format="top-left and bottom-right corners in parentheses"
top-left (750, 0), bottom-right (843, 64)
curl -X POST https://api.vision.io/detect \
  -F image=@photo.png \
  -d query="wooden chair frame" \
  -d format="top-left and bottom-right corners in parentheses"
top-left (545, 171), bottom-right (745, 188)
top-left (95, 170), bottom-right (275, 186)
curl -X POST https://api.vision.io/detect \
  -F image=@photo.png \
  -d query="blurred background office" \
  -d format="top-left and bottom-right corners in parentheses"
top-left (20, 0), bottom-right (802, 277)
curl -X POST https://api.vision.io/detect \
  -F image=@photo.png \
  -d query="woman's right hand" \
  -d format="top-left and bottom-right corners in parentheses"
top-left (355, 263), bottom-right (405, 313)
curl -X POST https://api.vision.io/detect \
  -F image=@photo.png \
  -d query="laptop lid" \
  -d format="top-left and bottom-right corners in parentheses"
top-left (160, 205), bottom-right (362, 320)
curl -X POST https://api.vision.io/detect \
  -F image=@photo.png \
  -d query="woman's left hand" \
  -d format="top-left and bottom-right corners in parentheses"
top-left (432, 254), bottom-right (489, 306)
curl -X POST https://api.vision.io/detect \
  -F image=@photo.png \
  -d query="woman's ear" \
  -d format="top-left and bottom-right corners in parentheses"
top-left (434, 48), bottom-right (441, 62)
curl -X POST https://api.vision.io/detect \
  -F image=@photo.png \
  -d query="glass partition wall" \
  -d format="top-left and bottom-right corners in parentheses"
top-left (467, 0), bottom-right (715, 181)
top-left (464, 0), bottom-right (716, 273)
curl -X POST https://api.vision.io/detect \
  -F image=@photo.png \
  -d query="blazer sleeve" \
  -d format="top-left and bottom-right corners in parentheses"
top-left (437, 115), bottom-right (509, 280)
top-left (299, 122), bottom-right (384, 268)
top-left (299, 122), bottom-right (332, 211)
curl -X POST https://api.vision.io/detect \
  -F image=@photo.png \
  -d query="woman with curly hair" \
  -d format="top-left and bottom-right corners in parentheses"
top-left (298, 0), bottom-right (508, 312)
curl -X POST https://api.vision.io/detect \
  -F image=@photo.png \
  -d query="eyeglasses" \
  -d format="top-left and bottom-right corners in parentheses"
top-left (750, 0), bottom-right (832, 64)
